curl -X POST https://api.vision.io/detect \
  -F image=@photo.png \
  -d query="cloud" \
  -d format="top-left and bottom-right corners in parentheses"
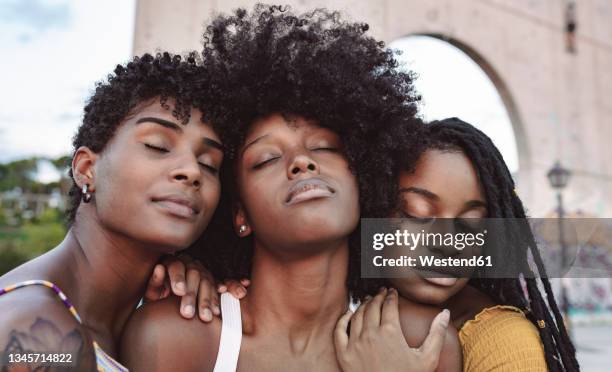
top-left (0, 0), bottom-right (71, 44)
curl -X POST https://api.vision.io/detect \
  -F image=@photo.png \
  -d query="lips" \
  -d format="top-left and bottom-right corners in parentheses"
top-left (285, 178), bottom-right (335, 205)
top-left (152, 194), bottom-right (201, 219)
top-left (420, 272), bottom-right (459, 287)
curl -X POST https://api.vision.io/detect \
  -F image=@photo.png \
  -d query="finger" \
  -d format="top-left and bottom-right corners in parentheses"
top-left (418, 309), bottom-right (450, 362)
top-left (143, 264), bottom-right (166, 302)
top-left (381, 287), bottom-right (401, 326)
top-left (198, 272), bottom-right (220, 318)
top-left (196, 277), bottom-right (214, 322)
top-left (334, 309), bottom-right (353, 354)
top-left (179, 268), bottom-right (200, 319)
top-left (240, 278), bottom-right (251, 287)
top-left (193, 261), bottom-right (218, 303)
top-left (165, 259), bottom-right (187, 296)
top-left (211, 294), bottom-right (221, 317)
top-left (217, 283), bottom-right (227, 293)
top-left (350, 296), bottom-right (371, 339)
top-left (225, 280), bottom-right (247, 299)
top-left (363, 287), bottom-right (387, 331)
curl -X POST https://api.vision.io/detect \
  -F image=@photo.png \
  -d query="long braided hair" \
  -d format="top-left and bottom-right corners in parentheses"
top-left (422, 117), bottom-right (579, 371)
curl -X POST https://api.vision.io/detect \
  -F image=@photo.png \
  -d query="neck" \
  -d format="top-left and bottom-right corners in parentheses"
top-left (243, 239), bottom-right (350, 354)
top-left (53, 210), bottom-right (162, 343)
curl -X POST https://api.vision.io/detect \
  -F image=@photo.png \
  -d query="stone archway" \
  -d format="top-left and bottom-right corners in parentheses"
top-left (133, 0), bottom-right (612, 217)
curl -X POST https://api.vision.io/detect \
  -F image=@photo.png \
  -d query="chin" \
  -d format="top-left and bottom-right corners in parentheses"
top-left (143, 229), bottom-right (199, 252)
top-left (399, 284), bottom-right (455, 306)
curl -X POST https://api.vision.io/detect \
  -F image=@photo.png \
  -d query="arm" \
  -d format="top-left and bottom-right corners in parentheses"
top-left (120, 295), bottom-right (221, 372)
top-left (0, 293), bottom-right (96, 371)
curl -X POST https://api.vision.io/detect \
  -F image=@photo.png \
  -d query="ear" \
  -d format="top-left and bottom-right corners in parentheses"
top-left (72, 146), bottom-right (98, 192)
top-left (233, 202), bottom-right (252, 237)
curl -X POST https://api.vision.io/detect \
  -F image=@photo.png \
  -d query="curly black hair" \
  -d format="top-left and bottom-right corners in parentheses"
top-left (66, 52), bottom-right (211, 224)
top-left (422, 118), bottom-right (578, 372)
top-left (189, 4), bottom-right (424, 299)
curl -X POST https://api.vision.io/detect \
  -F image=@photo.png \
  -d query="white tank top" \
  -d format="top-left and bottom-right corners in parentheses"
top-left (212, 293), bottom-right (360, 372)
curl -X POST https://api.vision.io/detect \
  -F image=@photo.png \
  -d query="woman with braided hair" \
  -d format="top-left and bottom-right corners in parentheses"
top-left (364, 117), bottom-right (578, 371)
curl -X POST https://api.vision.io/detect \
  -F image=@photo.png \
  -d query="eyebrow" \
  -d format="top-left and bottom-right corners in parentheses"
top-left (136, 117), bottom-right (224, 152)
top-left (136, 117), bottom-right (181, 132)
top-left (400, 187), bottom-right (439, 201)
top-left (240, 134), bottom-right (269, 158)
top-left (464, 200), bottom-right (488, 209)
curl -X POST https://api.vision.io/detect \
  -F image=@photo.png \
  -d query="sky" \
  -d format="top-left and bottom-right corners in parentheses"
top-left (0, 0), bottom-right (135, 166)
top-left (390, 36), bottom-right (519, 173)
top-left (0, 2), bottom-right (518, 180)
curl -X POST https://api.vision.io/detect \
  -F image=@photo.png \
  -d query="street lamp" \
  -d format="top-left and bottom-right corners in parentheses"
top-left (547, 161), bottom-right (572, 338)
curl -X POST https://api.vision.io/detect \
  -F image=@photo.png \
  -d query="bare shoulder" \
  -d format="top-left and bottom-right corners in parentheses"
top-left (396, 297), bottom-right (462, 372)
top-left (120, 295), bottom-right (222, 372)
top-left (0, 286), bottom-right (96, 370)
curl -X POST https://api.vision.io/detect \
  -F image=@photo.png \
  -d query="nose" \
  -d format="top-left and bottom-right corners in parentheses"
top-left (170, 155), bottom-right (202, 189)
top-left (426, 219), bottom-right (461, 257)
top-left (287, 153), bottom-right (319, 179)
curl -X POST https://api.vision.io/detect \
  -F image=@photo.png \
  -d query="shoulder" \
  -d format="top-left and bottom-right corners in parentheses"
top-left (0, 285), bottom-right (96, 370)
top-left (459, 306), bottom-right (547, 371)
top-left (396, 297), bottom-right (462, 372)
top-left (120, 295), bottom-right (221, 372)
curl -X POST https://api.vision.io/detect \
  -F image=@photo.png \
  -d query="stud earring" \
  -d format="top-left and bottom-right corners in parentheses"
top-left (82, 184), bottom-right (92, 203)
top-left (238, 224), bottom-right (248, 235)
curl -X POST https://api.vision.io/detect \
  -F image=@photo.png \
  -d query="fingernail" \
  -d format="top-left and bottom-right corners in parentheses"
top-left (175, 282), bottom-right (186, 293)
top-left (440, 309), bottom-right (450, 328)
top-left (218, 285), bottom-right (227, 292)
top-left (238, 288), bottom-right (247, 297)
top-left (183, 305), bottom-right (194, 317)
top-left (213, 305), bottom-right (221, 315)
top-left (203, 308), bottom-right (213, 321)
top-left (378, 287), bottom-right (386, 293)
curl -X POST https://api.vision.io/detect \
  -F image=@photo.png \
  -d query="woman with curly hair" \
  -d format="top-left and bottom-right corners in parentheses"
top-left (121, 5), bottom-right (459, 372)
top-left (0, 53), bottom-right (225, 371)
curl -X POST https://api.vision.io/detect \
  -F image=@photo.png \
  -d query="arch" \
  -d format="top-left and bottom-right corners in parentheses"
top-left (390, 32), bottom-right (531, 173)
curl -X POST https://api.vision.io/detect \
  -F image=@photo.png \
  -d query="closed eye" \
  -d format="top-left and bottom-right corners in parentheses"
top-left (311, 147), bottom-right (339, 153)
top-left (253, 157), bottom-right (280, 170)
top-left (199, 162), bottom-right (218, 175)
top-left (400, 211), bottom-right (435, 224)
top-left (145, 143), bottom-right (169, 153)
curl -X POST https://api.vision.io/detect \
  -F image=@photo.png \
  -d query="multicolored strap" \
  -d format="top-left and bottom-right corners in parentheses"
top-left (0, 279), bottom-right (82, 322)
top-left (93, 341), bottom-right (129, 372)
top-left (0, 280), bottom-right (128, 372)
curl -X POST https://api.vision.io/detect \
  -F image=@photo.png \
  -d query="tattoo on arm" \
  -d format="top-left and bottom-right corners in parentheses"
top-left (2, 317), bottom-right (95, 371)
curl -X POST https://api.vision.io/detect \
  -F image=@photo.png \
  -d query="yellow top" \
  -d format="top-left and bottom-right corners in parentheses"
top-left (459, 305), bottom-right (547, 372)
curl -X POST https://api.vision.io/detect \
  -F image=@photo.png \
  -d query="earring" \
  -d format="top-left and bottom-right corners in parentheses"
top-left (238, 224), bottom-right (248, 235)
top-left (82, 184), bottom-right (92, 203)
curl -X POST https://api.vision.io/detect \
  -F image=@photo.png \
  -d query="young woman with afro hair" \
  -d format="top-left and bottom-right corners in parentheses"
top-left (121, 5), bottom-right (460, 372)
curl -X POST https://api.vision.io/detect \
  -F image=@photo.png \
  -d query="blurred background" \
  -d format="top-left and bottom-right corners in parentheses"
top-left (1, 0), bottom-right (611, 368)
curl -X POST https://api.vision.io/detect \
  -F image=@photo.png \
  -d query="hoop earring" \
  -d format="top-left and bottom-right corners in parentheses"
top-left (238, 224), bottom-right (248, 235)
top-left (82, 184), bottom-right (92, 203)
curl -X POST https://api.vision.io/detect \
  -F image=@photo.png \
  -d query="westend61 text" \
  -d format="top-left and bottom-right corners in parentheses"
top-left (373, 255), bottom-right (493, 268)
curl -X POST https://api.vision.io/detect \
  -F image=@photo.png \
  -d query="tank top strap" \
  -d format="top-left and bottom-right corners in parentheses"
top-left (213, 292), bottom-right (242, 372)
